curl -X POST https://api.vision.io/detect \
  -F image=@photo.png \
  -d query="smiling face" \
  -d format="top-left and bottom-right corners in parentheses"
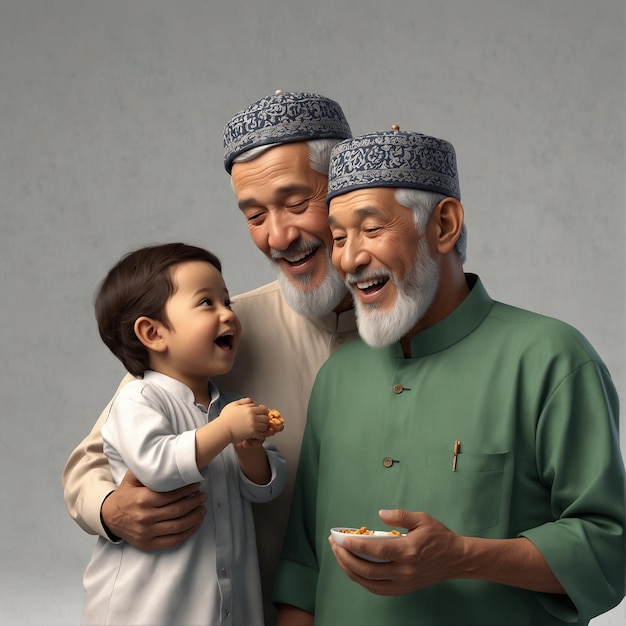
top-left (157, 260), bottom-right (241, 391)
top-left (328, 187), bottom-right (441, 346)
top-left (231, 142), bottom-right (348, 316)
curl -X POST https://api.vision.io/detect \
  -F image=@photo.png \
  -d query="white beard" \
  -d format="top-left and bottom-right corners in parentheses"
top-left (272, 241), bottom-right (348, 317)
top-left (349, 238), bottom-right (440, 348)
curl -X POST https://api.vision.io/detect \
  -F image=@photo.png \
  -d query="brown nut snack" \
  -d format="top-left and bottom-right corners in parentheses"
top-left (336, 527), bottom-right (401, 536)
top-left (262, 409), bottom-right (284, 436)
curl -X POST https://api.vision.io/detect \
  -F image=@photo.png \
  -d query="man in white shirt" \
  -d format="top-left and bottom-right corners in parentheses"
top-left (63, 91), bottom-right (357, 623)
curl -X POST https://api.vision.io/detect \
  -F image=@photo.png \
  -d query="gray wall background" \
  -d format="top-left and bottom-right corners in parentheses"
top-left (1, 1), bottom-right (623, 624)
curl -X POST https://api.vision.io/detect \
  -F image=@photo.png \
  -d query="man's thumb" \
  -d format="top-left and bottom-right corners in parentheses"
top-left (379, 508), bottom-right (420, 530)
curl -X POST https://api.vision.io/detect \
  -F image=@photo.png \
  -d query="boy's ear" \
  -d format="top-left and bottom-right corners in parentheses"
top-left (432, 197), bottom-right (464, 255)
top-left (134, 317), bottom-right (168, 353)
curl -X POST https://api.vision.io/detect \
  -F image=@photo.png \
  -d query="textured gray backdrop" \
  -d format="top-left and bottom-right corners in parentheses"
top-left (1, 1), bottom-right (624, 624)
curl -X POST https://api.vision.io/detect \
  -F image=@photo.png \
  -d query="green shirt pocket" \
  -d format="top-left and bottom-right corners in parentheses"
top-left (424, 450), bottom-right (510, 535)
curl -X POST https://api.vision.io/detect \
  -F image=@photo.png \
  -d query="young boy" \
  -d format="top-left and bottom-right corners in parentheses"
top-left (81, 243), bottom-right (286, 626)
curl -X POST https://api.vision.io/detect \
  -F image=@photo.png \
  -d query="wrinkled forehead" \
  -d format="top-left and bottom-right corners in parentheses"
top-left (232, 142), bottom-right (326, 204)
top-left (328, 187), bottom-right (406, 223)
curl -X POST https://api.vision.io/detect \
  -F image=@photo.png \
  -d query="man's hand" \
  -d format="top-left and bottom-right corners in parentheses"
top-left (329, 508), bottom-right (565, 596)
top-left (329, 509), bottom-right (462, 596)
top-left (100, 470), bottom-right (207, 552)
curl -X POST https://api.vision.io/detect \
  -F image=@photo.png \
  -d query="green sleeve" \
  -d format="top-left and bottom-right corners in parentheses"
top-left (521, 360), bottom-right (625, 623)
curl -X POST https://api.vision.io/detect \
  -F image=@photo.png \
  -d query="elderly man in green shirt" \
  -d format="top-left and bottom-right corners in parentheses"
top-left (273, 129), bottom-right (625, 625)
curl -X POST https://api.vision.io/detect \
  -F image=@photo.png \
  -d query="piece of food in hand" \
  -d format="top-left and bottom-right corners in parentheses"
top-left (262, 408), bottom-right (284, 436)
top-left (268, 408), bottom-right (283, 428)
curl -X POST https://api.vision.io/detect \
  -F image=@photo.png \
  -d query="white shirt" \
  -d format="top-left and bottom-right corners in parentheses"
top-left (82, 371), bottom-right (286, 626)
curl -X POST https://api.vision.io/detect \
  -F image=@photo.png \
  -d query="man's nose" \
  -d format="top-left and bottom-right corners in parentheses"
top-left (266, 213), bottom-right (299, 251)
top-left (338, 237), bottom-right (370, 274)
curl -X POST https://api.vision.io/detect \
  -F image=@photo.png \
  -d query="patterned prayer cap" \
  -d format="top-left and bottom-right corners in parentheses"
top-left (223, 90), bottom-right (352, 173)
top-left (327, 128), bottom-right (460, 202)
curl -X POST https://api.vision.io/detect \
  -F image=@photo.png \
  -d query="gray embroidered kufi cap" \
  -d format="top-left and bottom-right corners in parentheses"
top-left (327, 130), bottom-right (460, 202)
top-left (223, 91), bottom-right (352, 173)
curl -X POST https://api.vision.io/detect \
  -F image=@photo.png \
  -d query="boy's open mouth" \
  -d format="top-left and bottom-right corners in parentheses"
top-left (215, 332), bottom-right (234, 350)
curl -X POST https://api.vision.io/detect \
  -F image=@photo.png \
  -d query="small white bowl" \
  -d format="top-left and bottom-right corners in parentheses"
top-left (330, 527), bottom-right (405, 563)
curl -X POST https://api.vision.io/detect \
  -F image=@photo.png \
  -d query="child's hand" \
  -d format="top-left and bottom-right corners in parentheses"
top-left (218, 398), bottom-right (269, 444)
top-left (234, 437), bottom-right (265, 454)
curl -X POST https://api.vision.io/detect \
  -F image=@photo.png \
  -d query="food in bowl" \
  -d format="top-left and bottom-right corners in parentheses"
top-left (335, 526), bottom-right (401, 536)
top-left (330, 527), bottom-right (405, 563)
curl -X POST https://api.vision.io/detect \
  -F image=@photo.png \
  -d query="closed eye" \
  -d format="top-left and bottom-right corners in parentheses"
top-left (245, 211), bottom-right (265, 223)
top-left (286, 199), bottom-right (309, 210)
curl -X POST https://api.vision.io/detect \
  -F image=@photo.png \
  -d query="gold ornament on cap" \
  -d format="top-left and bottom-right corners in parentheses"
top-left (391, 124), bottom-right (400, 132)
top-left (275, 89), bottom-right (283, 95)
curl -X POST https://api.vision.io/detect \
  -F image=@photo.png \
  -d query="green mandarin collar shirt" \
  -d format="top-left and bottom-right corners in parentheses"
top-left (274, 275), bottom-right (624, 626)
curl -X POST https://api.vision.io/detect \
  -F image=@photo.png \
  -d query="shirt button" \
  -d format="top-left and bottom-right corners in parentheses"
top-left (216, 502), bottom-right (222, 508)
top-left (221, 568), bottom-right (227, 577)
top-left (392, 383), bottom-right (403, 394)
top-left (336, 335), bottom-right (346, 345)
top-left (383, 457), bottom-right (394, 468)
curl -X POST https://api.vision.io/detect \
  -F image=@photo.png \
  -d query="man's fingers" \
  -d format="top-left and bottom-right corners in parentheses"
top-left (151, 504), bottom-right (206, 541)
top-left (129, 482), bottom-right (204, 512)
top-left (151, 482), bottom-right (204, 507)
top-left (378, 508), bottom-right (424, 531)
top-left (149, 522), bottom-right (205, 551)
top-left (158, 489), bottom-right (207, 519)
top-left (119, 469), bottom-right (202, 507)
top-left (133, 497), bottom-right (206, 551)
top-left (137, 515), bottom-right (205, 552)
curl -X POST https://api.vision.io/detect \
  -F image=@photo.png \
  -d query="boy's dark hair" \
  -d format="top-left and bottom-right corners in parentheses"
top-left (95, 243), bottom-right (222, 376)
